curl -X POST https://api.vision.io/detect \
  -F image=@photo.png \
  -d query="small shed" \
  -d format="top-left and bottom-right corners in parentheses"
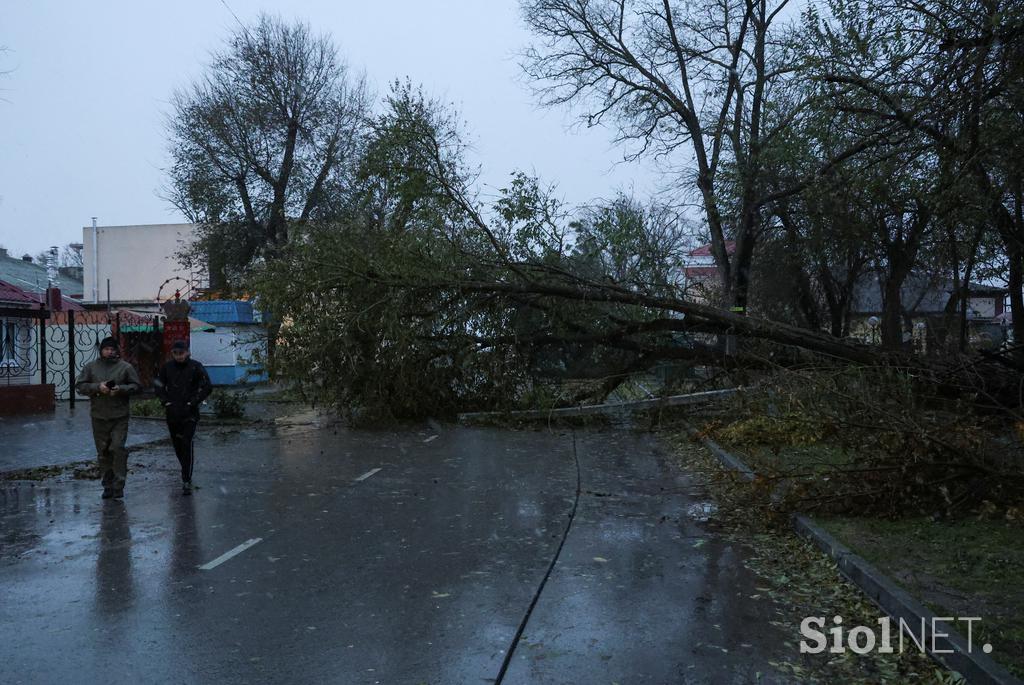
top-left (187, 300), bottom-right (268, 385)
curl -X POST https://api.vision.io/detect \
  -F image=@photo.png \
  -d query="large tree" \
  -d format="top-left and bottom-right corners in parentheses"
top-left (254, 85), bottom-right (899, 418)
top-left (803, 0), bottom-right (1024, 348)
top-left (166, 14), bottom-right (370, 289)
top-left (520, 0), bottom-right (876, 312)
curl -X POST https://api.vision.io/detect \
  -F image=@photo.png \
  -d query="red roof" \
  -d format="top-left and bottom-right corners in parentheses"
top-left (0, 279), bottom-right (85, 310)
top-left (26, 290), bottom-right (86, 311)
top-left (688, 240), bottom-right (735, 258)
top-left (0, 279), bottom-right (38, 306)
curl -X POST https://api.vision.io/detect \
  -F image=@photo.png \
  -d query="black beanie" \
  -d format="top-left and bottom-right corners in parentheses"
top-left (100, 337), bottom-right (119, 351)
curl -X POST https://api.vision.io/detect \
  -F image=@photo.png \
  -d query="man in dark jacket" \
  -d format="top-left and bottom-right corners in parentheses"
top-left (75, 336), bottom-right (142, 499)
top-left (155, 340), bottom-right (212, 495)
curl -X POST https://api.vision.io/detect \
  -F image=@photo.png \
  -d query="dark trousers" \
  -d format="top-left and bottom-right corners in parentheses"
top-left (167, 417), bottom-right (199, 483)
top-left (92, 416), bottom-right (129, 489)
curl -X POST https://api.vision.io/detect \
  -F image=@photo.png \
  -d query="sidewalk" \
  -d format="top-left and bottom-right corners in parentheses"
top-left (0, 402), bottom-right (169, 473)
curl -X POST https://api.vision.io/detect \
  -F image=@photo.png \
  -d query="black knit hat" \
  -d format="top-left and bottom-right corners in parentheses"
top-left (171, 340), bottom-right (188, 350)
top-left (99, 337), bottom-right (118, 351)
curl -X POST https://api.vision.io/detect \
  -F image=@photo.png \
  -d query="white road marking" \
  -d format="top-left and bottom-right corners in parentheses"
top-left (198, 538), bottom-right (263, 571)
top-left (424, 435), bottom-right (438, 443)
top-left (354, 467), bottom-right (382, 482)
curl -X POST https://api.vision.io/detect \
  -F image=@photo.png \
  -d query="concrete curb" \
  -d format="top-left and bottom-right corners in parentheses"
top-left (458, 388), bottom-right (739, 423)
top-left (688, 425), bottom-right (1023, 685)
top-left (684, 426), bottom-right (756, 482)
top-left (792, 515), bottom-right (1022, 685)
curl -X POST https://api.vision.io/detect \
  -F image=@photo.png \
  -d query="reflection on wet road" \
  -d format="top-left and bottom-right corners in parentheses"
top-left (1, 423), bottom-right (794, 684)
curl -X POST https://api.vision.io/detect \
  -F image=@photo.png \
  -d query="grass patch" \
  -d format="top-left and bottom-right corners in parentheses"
top-left (210, 389), bottom-right (247, 419)
top-left (131, 398), bottom-right (165, 417)
top-left (665, 405), bottom-right (1023, 679)
top-left (665, 433), bottom-right (954, 684)
top-left (820, 517), bottom-right (1024, 678)
top-left (724, 441), bottom-right (855, 476)
top-left (699, 413), bottom-right (856, 476)
top-left (715, 413), bottom-right (825, 449)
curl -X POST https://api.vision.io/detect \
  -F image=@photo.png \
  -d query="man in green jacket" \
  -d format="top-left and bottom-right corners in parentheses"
top-left (75, 336), bottom-right (142, 499)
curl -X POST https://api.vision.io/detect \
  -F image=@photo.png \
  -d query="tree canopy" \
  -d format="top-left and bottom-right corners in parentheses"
top-left (166, 13), bottom-right (369, 289)
top-left (169, 6), bottom-right (1024, 420)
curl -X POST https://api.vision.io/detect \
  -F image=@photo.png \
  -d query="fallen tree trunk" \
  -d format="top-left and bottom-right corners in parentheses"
top-left (450, 277), bottom-right (882, 365)
top-left (402, 268), bottom-right (1024, 410)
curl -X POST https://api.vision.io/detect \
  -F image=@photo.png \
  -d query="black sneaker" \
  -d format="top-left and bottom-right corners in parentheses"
top-left (182, 482), bottom-right (192, 496)
top-left (112, 489), bottom-right (124, 499)
top-left (102, 488), bottom-right (114, 499)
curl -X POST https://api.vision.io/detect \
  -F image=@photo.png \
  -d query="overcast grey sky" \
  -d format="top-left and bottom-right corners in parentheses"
top-left (0, 0), bottom-right (658, 258)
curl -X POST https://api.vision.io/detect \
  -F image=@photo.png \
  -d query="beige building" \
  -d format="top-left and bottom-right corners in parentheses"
top-left (82, 223), bottom-right (206, 304)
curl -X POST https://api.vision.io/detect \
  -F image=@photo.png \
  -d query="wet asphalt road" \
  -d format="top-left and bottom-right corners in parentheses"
top-left (0, 403), bottom-right (169, 473)
top-left (0, 421), bottom-right (796, 684)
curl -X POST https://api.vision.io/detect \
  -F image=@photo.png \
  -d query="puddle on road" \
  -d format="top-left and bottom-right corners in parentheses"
top-left (1, 529), bottom-right (42, 561)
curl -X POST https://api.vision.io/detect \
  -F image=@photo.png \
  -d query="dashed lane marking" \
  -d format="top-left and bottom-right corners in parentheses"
top-left (354, 467), bottom-right (382, 482)
top-left (198, 537), bottom-right (263, 571)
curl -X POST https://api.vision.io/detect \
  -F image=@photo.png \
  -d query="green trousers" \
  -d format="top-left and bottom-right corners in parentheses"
top-left (91, 416), bottom-right (130, 489)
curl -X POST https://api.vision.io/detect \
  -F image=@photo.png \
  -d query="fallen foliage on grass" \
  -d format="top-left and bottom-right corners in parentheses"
top-left (667, 434), bottom-right (961, 683)
top-left (693, 366), bottom-right (1024, 519)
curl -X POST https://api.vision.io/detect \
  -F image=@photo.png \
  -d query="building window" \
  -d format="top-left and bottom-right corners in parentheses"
top-left (0, 318), bottom-right (21, 369)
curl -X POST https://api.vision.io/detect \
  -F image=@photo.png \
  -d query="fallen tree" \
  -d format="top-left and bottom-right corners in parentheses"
top-left (248, 85), bottom-right (1024, 419)
top-left (256, 213), bottom-right (1024, 419)
top-left (242, 87), bottom-right (1024, 519)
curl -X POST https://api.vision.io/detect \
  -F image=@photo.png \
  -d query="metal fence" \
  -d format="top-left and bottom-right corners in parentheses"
top-left (46, 318), bottom-right (112, 400)
top-left (0, 308), bottom-right (160, 404)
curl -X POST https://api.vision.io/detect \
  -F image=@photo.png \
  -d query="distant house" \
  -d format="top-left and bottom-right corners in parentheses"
top-left (678, 241), bottom-right (1009, 349)
top-left (188, 300), bottom-right (268, 386)
top-left (81, 222), bottom-right (206, 305)
top-left (0, 280), bottom-right (41, 388)
top-left (0, 280), bottom-right (56, 412)
top-left (681, 241), bottom-right (734, 302)
top-left (0, 248), bottom-right (119, 407)
top-left (850, 273), bottom-right (1010, 349)
top-left (850, 273), bottom-right (1008, 319)
top-left (0, 247), bottom-right (84, 301)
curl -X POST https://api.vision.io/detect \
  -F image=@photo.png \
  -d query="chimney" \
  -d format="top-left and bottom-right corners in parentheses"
top-left (46, 246), bottom-right (59, 284)
top-left (0, 247), bottom-right (7, 258)
top-left (21, 254), bottom-right (33, 263)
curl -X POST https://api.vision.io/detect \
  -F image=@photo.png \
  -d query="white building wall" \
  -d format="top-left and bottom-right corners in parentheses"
top-left (968, 297), bottom-right (996, 319)
top-left (82, 223), bottom-right (201, 303)
top-left (190, 325), bottom-right (267, 367)
top-left (189, 330), bottom-right (237, 367)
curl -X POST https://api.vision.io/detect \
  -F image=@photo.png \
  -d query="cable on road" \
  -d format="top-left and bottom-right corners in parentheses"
top-left (493, 429), bottom-right (583, 684)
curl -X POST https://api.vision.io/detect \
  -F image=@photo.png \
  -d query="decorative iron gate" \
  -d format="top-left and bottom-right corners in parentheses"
top-left (0, 306), bottom-right (165, 407)
top-left (0, 307), bottom-right (46, 388)
top-left (44, 310), bottom-right (114, 403)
